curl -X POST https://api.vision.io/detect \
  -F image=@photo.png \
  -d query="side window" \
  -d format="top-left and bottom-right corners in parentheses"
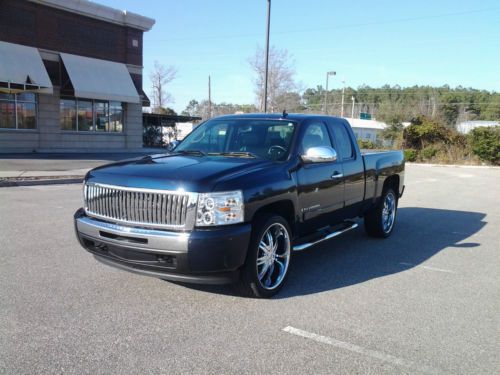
top-left (329, 123), bottom-right (354, 160)
top-left (300, 122), bottom-right (332, 153)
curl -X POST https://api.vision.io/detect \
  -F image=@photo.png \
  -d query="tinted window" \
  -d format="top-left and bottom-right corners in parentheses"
top-left (329, 123), bottom-right (354, 160)
top-left (300, 122), bottom-right (332, 153)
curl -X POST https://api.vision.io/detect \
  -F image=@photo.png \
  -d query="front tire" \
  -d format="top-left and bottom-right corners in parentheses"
top-left (237, 214), bottom-right (292, 298)
top-left (364, 187), bottom-right (398, 238)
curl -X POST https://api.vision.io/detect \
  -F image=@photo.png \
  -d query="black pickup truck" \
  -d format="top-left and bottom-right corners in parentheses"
top-left (75, 114), bottom-right (404, 297)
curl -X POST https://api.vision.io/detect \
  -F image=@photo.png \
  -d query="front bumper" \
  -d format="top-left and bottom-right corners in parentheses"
top-left (74, 208), bottom-right (252, 285)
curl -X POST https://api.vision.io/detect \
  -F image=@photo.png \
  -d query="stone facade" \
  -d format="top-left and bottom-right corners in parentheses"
top-left (0, 89), bottom-right (143, 152)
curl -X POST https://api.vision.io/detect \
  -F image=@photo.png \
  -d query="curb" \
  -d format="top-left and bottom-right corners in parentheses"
top-left (0, 177), bottom-right (84, 187)
top-left (407, 163), bottom-right (500, 170)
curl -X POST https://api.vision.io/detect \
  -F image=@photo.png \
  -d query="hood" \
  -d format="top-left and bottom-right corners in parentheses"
top-left (86, 154), bottom-right (275, 192)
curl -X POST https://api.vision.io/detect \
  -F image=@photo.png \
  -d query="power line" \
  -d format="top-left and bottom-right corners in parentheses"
top-left (149, 7), bottom-right (498, 43)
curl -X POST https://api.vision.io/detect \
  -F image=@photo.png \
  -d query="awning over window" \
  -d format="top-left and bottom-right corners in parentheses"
top-left (0, 41), bottom-right (53, 94)
top-left (60, 53), bottom-right (140, 104)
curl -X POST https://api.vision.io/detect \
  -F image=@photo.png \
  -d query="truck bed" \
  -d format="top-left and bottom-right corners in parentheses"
top-left (361, 150), bottom-right (405, 202)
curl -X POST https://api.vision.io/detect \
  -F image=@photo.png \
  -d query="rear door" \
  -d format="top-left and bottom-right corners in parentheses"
top-left (326, 119), bottom-right (365, 212)
top-left (296, 120), bottom-right (344, 233)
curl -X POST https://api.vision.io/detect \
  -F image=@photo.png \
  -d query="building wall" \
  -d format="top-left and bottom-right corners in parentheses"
top-left (0, 88), bottom-right (143, 152)
top-left (0, 130), bottom-right (39, 152)
top-left (352, 127), bottom-right (381, 142)
top-left (0, 0), bottom-right (144, 66)
top-left (0, 0), bottom-right (148, 152)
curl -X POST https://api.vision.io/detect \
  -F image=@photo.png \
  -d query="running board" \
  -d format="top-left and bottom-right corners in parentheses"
top-left (293, 222), bottom-right (358, 251)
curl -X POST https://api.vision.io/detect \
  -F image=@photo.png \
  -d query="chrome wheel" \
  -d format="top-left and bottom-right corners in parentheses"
top-left (256, 223), bottom-right (291, 290)
top-left (382, 192), bottom-right (396, 233)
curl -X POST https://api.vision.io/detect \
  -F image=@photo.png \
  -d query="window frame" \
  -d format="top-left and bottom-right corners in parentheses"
top-left (0, 92), bottom-right (38, 131)
top-left (60, 97), bottom-right (124, 133)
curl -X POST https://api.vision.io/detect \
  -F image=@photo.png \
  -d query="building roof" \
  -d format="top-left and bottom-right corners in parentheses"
top-left (456, 120), bottom-right (499, 134)
top-left (344, 117), bottom-right (387, 130)
top-left (28, 0), bottom-right (155, 31)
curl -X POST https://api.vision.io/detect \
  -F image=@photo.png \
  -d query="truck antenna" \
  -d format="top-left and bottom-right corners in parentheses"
top-left (282, 109), bottom-right (288, 118)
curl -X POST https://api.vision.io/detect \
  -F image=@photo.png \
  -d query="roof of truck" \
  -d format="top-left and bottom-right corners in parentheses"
top-left (214, 113), bottom-right (345, 122)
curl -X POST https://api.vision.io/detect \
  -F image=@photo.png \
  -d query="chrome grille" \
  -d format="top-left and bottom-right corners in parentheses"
top-left (84, 183), bottom-right (195, 229)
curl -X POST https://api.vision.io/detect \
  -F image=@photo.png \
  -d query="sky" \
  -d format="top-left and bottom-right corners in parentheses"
top-left (97, 0), bottom-right (500, 113)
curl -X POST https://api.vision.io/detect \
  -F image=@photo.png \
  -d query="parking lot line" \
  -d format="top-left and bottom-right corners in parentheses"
top-left (282, 326), bottom-right (443, 375)
top-left (399, 262), bottom-right (455, 274)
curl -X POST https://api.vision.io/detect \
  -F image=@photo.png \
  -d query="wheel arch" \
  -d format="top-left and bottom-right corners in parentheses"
top-left (251, 200), bottom-right (297, 236)
top-left (383, 174), bottom-right (400, 196)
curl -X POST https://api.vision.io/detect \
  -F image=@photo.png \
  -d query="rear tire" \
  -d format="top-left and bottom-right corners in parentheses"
top-left (364, 187), bottom-right (398, 238)
top-left (236, 214), bottom-right (292, 298)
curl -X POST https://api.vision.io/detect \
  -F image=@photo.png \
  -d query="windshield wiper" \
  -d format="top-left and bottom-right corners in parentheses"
top-left (207, 151), bottom-right (258, 158)
top-left (173, 150), bottom-right (205, 156)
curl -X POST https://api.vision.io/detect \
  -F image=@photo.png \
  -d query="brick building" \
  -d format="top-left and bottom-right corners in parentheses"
top-left (0, 0), bottom-right (154, 152)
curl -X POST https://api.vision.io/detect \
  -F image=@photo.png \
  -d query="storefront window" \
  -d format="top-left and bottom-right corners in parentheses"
top-left (109, 101), bottom-right (124, 132)
top-left (62, 98), bottom-right (122, 133)
top-left (60, 99), bottom-right (77, 131)
top-left (17, 102), bottom-right (37, 129)
top-left (0, 93), bottom-right (37, 130)
top-left (77, 100), bottom-right (93, 131)
top-left (94, 101), bottom-right (109, 132)
top-left (0, 101), bottom-right (16, 129)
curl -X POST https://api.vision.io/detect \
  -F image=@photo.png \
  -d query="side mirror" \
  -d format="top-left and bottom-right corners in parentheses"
top-left (167, 140), bottom-right (180, 151)
top-left (301, 146), bottom-right (338, 163)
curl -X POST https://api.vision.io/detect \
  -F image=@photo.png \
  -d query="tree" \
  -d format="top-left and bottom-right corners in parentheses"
top-left (181, 100), bottom-right (199, 117)
top-left (274, 92), bottom-right (304, 112)
top-left (469, 126), bottom-right (500, 165)
top-left (149, 61), bottom-right (178, 113)
top-left (404, 116), bottom-right (452, 149)
top-left (249, 46), bottom-right (297, 112)
top-left (380, 123), bottom-right (404, 147)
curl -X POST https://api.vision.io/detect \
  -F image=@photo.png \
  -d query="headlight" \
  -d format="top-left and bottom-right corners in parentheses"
top-left (196, 191), bottom-right (244, 226)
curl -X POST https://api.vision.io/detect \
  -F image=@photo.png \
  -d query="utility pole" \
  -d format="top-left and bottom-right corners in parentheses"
top-left (351, 96), bottom-right (355, 118)
top-left (340, 80), bottom-right (345, 117)
top-left (263, 0), bottom-right (271, 113)
top-left (323, 70), bottom-right (336, 114)
top-left (208, 75), bottom-right (212, 119)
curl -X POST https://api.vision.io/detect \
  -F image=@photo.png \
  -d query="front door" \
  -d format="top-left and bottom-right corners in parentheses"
top-left (296, 121), bottom-right (344, 234)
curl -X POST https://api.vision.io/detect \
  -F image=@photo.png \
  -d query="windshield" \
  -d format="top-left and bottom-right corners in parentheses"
top-left (175, 119), bottom-right (296, 161)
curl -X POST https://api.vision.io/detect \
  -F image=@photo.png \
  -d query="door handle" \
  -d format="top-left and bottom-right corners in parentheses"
top-left (331, 172), bottom-right (344, 179)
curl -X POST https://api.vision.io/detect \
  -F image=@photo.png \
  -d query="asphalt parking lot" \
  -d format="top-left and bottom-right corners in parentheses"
top-left (1, 164), bottom-right (499, 374)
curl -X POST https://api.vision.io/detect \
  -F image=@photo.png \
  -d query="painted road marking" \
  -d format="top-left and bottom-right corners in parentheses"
top-left (399, 262), bottom-right (455, 274)
top-left (283, 326), bottom-right (443, 375)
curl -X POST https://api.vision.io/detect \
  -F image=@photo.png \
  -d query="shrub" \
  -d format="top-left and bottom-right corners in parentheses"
top-left (420, 146), bottom-right (438, 160)
top-left (404, 116), bottom-right (453, 149)
top-left (468, 127), bottom-right (500, 165)
top-left (357, 139), bottom-right (376, 149)
top-left (404, 149), bottom-right (417, 162)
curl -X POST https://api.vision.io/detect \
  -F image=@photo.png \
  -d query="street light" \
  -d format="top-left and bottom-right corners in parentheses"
top-left (263, 0), bottom-right (271, 113)
top-left (340, 80), bottom-right (345, 117)
top-left (323, 70), bottom-right (336, 114)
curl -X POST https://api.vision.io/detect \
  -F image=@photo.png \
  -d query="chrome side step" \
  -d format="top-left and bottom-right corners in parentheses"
top-left (293, 222), bottom-right (358, 251)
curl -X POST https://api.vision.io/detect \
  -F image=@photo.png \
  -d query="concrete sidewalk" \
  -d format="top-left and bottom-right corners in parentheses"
top-left (0, 150), bottom-right (161, 186)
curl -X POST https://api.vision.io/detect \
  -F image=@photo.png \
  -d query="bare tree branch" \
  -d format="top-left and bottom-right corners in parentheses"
top-left (149, 61), bottom-right (178, 113)
top-left (249, 46), bottom-right (297, 112)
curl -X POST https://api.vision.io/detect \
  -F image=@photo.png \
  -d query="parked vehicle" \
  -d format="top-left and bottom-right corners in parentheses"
top-left (75, 114), bottom-right (404, 297)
